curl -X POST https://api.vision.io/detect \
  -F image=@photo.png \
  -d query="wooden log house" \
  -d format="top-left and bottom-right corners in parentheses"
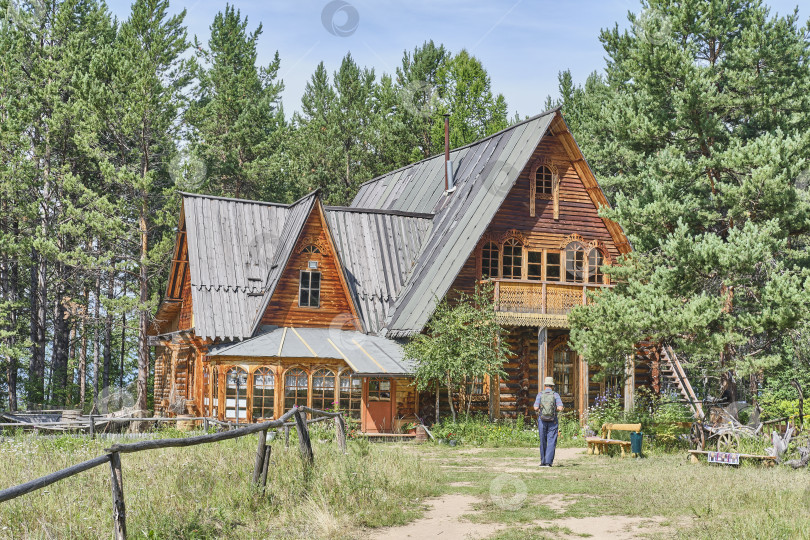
top-left (150, 107), bottom-right (661, 432)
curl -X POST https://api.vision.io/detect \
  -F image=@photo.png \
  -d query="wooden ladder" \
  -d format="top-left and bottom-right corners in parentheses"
top-left (660, 344), bottom-right (703, 419)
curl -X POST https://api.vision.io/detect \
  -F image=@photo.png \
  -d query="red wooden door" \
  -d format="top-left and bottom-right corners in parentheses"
top-left (363, 378), bottom-right (395, 433)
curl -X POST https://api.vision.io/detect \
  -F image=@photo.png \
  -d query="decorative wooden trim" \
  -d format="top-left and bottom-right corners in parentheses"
top-left (499, 229), bottom-right (528, 245)
top-left (295, 235), bottom-right (330, 255)
top-left (529, 159), bottom-right (558, 217)
top-left (559, 234), bottom-right (586, 249)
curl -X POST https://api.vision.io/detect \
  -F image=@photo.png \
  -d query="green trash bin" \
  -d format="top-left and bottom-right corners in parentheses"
top-left (630, 432), bottom-right (643, 457)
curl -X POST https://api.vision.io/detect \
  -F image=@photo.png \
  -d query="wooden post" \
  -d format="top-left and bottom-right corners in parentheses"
top-left (108, 452), bottom-right (126, 540)
top-left (203, 417), bottom-right (209, 432)
top-left (334, 415), bottom-right (347, 454)
top-left (541, 283), bottom-right (547, 314)
top-left (284, 425), bottom-right (290, 447)
top-left (538, 327), bottom-right (547, 386)
top-left (293, 409), bottom-right (314, 467)
top-left (89, 415), bottom-right (95, 440)
top-left (259, 445), bottom-right (271, 495)
top-left (253, 429), bottom-right (267, 485)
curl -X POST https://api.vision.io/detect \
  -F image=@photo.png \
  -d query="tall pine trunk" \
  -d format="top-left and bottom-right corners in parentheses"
top-left (78, 286), bottom-right (88, 408)
top-left (92, 274), bottom-right (100, 412)
top-left (29, 245), bottom-right (46, 407)
top-left (103, 269), bottom-right (114, 402)
top-left (137, 188), bottom-right (149, 412)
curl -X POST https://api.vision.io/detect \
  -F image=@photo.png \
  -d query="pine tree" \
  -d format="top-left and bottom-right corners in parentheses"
top-left (187, 4), bottom-right (285, 200)
top-left (431, 49), bottom-right (508, 152)
top-left (567, 0), bottom-right (810, 386)
top-left (83, 0), bottom-right (190, 412)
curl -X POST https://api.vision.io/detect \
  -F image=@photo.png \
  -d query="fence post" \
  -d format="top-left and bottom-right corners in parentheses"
top-left (293, 409), bottom-right (314, 467)
top-left (203, 418), bottom-right (209, 432)
top-left (259, 444), bottom-right (272, 495)
top-left (253, 430), bottom-right (267, 486)
top-left (284, 425), bottom-right (290, 448)
top-left (108, 452), bottom-right (126, 540)
top-left (334, 415), bottom-right (347, 454)
top-left (89, 416), bottom-right (95, 440)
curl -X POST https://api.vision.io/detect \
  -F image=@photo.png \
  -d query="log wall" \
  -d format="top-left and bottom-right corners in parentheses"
top-left (261, 209), bottom-right (360, 330)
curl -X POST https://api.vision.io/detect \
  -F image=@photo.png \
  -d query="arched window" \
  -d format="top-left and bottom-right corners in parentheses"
top-left (536, 165), bottom-right (553, 196)
top-left (502, 238), bottom-right (523, 279)
top-left (588, 249), bottom-right (605, 284)
top-left (284, 368), bottom-right (308, 411)
top-left (481, 242), bottom-right (499, 279)
top-left (565, 242), bottom-right (585, 283)
top-left (225, 367), bottom-right (248, 421)
top-left (339, 369), bottom-right (361, 419)
top-left (252, 367), bottom-right (275, 421)
top-left (302, 244), bottom-right (321, 254)
top-left (311, 369), bottom-right (336, 411)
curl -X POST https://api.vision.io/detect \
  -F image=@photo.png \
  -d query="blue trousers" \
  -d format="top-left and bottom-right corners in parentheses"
top-left (538, 419), bottom-right (559, 465)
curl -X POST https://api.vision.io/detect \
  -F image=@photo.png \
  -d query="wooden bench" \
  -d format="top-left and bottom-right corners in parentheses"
top-left (586, 423), bottom-right (642, 458)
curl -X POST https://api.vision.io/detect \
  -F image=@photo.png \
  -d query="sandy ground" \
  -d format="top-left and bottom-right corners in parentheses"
top-left (369, 447), bottom-right (670, 540)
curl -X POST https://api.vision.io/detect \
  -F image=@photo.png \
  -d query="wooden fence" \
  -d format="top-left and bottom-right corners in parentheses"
top-left (0, 406), bottom-right (347, 539)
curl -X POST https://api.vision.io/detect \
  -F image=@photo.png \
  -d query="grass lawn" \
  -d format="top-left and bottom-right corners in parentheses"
top-left (423, 443), bottom-right (810, 539)
top-left (0, 431), bottom-right (440, 539)
top-left (2, 430), bottom-right (810, 539)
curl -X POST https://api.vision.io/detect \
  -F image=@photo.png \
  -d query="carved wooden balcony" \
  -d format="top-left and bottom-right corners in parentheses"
top-left (486, 279), bottom-right (612, 328)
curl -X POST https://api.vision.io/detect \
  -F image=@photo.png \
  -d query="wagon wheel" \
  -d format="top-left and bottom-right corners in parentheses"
top-left (716, 431), bottom-right (740, 453)
top-left (689, 423), bottom-right (705, 450)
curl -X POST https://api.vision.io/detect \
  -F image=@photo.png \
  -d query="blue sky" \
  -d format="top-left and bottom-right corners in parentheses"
top-left (108, 0), bottom-right (806, 119)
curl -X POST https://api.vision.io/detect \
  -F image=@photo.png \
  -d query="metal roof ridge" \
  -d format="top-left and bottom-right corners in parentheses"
top-left (324, 206), bottom-right (434, 219)
top-left (177, 191), bottom-right (291, 208)
top-left (354, 107), bottom-right (560, 190)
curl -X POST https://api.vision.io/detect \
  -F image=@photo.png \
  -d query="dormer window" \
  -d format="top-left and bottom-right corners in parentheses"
top-left (299, 270), bottom-right (321, 307)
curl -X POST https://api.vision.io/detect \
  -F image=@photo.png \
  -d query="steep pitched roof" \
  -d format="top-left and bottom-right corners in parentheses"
top-left (324, 207), bottom-right (433, 334)
top-left (182, 192), bottom-right (290, 340)
top-left (352, 110), bottom-right (557, 337)
top-left (247, 191), bottom-right (319, 336)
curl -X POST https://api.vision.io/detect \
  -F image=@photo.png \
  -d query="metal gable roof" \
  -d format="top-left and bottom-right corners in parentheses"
top-left (182, 193), bottom-right (289, 341)
top-left (350, 110), bottom-right (557, 337)
top-left (208, 326), bottom-right (414, 376)
top-left (325, 207), bottom-right (433, 334)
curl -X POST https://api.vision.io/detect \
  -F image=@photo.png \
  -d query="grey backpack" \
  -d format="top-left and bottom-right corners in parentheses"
top-left (539, 390), bottom-right (557, 421)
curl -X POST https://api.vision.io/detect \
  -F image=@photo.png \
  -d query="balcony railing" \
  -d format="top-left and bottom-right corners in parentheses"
top-left (489, 279), bottom-right (612, 315)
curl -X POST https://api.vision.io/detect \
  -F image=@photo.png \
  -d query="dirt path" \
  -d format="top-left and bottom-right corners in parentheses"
top-left (370, 446), bottom-right (670, 540)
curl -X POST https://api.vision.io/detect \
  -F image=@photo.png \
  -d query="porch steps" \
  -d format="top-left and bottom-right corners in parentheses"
top-left (659, 345), bottom-right (703, 419)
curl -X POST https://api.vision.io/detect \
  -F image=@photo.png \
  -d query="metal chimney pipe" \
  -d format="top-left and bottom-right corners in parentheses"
top-left (444, 113), bottom-right (450, 191)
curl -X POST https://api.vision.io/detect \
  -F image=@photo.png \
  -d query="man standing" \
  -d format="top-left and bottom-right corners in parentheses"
top-left (533, 376), bottom-right (563, 467)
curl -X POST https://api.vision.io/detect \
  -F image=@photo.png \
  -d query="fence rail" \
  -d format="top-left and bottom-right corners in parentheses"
top-left (0, 406), bottom-right (346, 539)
